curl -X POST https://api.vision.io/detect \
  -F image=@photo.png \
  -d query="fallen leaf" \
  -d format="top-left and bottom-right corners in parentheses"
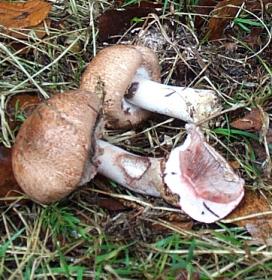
top-left (0, 146), bottom-right (23, 199)
top-left (244, 27), bottom-right (262, 47)
top-left (0, 0), bottom-right (51, 28)
top-left (194, 0), bottom-right (218, 30)
top-left (228, 160), bottom-right (241, 170)
top-left (226, 190), bottom-right (272, 245)
top-left (206, 0), bottom-right (272, 40)
top-left (207, 0), bottom-right (244, 40)
top-left (231, 108), bottom-right (263, 131)
top-left (0, 0), bottom-right (51, 38)
top-left (98, 2), bottom-right (161, 41)
top-left (94, 197), bottom-right (130, 211)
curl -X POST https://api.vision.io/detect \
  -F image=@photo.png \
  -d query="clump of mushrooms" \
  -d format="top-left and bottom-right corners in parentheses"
top-left (12, 89), bottom-right (244, 223)
top-left (80, 45), bottom-right (221, 129)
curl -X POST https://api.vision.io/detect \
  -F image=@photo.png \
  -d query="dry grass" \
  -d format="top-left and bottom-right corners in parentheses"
top-left (0, 0), bottom-right (272, 279)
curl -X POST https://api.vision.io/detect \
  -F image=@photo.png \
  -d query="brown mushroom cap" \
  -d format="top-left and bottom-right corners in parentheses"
top-left (80, 45), bottom-right (161, 129)
top-left (12, 90), bottom-right (100, 204)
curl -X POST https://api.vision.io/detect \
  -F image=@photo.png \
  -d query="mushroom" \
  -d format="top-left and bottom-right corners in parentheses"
top-left (80, 45), bottom-right (221, 129)
top-left (12, 90), bottom-right (244, 222)
top-left (12, 90), bottom-right (100, 204)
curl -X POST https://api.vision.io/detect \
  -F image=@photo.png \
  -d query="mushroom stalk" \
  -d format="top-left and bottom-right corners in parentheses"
top-left (80, 45), bottom-right (222, 128)
top-left (96, 139), bottom-right (164, 197)
top-left (126, 77), bottom-right (219, 123)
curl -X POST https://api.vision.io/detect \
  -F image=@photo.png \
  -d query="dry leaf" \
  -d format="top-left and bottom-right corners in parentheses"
top-left (244, 27), bottom-right (262, 47)
top-left (0, 146), bottom-right (23, 199)
top-left (98, 2), bottom-right (161, 41)
top-left (227, 190), bottom-right (272, 244)
top-left (0, 0), bottom-right (51, 38)
top-left (228, 160), bottom-right (241, 170)
top-left (94, 197), bottom-right (130, 211)
top-left (194, 0), bottom-right (218, 30)
top-left (208, 0), bottom-right (244, 40)
top-left (207, 0), bottom-right (271, 40)
top-left (231, 108), bottom-right (263, 131)
top-left (0, 0), bottom-right (51, 28)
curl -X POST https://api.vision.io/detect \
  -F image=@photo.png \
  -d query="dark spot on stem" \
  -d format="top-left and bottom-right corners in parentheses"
top-left (165, 89), bottom-right (176, 97)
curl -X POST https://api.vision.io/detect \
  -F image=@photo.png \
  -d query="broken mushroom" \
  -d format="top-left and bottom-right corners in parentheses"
top-left (12, 90), bottom-right (244, 223)
top-left (80, 44), bottom-right (221, 128)
top-left (97, 125), bottom-right (244, 223)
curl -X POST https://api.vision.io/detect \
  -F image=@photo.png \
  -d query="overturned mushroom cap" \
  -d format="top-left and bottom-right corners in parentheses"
top-left (12, 90), bottom-right (100, 204)
top-left (164, 125), bottom-right (244, 223)
top-left (80, 44), bottom-right (161, 129)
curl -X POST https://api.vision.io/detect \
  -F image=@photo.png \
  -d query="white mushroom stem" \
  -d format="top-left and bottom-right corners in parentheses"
top-left (96, 139), bottom-right (164, 197)
top-left (95, 125), bottom-right (245, 223)
top-left (125, 76), bottom-right (220, 123)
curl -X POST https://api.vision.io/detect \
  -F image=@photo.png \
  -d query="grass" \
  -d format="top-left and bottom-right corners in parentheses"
top-left (0, 0), bottom-right (272, 279)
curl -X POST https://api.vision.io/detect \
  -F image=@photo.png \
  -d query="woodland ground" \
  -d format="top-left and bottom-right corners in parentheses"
top-left (0, 0), bottom-right (272, 279)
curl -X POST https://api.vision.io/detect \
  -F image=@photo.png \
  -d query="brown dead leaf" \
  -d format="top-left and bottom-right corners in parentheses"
top-left (231, 108), bottom-right (263, 131)
top-left (9, 18), bottom-right (51, 39)
top-left (98, 2), bottom-right (161, 41)
top-left (194, 0), bottom-right (218, 30)
top-left (227, 190), bottom-right (272, 244)
top-left (207, 0), bottom-right (271, 40)
top-left (94, 197), bottom-right (130, 211)
top-left (208, 0), bottom-right (244, 40)
top-left (0, 146), bottom-right (23, 200)
top-left (0, 0), bottom-right (51, 38)
top-left (244, 27), bottom-right (262, 47)
top-left (228, 160), bottom-right (241, 170)
top-left (0, 93), bottom-right (41, 202)
top-left (0, 0), bottom-right (51, 28)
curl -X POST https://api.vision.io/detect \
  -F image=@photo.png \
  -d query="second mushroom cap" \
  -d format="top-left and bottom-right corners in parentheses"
top-left (80, 44), bottom-right (161, 128)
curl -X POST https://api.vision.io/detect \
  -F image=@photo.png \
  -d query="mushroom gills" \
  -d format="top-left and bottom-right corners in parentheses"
top-left (164, 125), bottom-right (244, 223)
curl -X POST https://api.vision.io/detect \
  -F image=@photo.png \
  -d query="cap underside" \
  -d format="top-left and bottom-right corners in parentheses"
top-left (164, 125), bottom-right (244, 223)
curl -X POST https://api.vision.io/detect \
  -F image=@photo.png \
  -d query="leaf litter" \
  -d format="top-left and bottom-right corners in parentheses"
top-left (226, 190), bottom-right (272, 245)
top-left (0, 0), bottom-right (51, 39)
